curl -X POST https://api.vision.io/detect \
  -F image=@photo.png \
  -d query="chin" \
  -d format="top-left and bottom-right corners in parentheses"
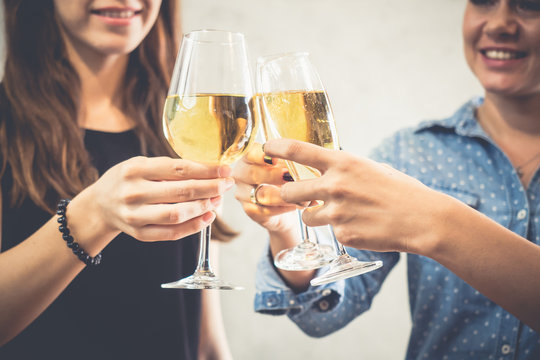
top-left (95, 41), bottom-right (142, 56)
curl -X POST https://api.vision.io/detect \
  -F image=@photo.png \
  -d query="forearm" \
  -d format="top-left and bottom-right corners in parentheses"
top-left (419, 194), bottom-right (540, 331)
top-left (0, 188), bottom-right (118, 345)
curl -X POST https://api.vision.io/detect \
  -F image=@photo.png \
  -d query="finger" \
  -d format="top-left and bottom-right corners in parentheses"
top-left (243, 202), bottom-right (298, 217)
top-left (134, 178), bottom-right (234, 204)
top-left (235, 183), bottom-right (291, 207)
top-left (243, 142), bottom-right (275, 166)
top-left (233, 159), bottom-right (288, 186)
top-left (124, 156), bottom-right (231, 181)
top-left (279, 178), bottom-right (326, 204)
top-left (263, 139), bottom-right (334, 173)
top-left (301, 202), bottom-right (331, 227)
top-left (134, 212), bottom-right (216, 242)
top-left (125, 198), bottom-right (221, 227)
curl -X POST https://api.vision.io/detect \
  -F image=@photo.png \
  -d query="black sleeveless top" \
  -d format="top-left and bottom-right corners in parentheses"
top-left (0, 129), bottom-right (201, 360)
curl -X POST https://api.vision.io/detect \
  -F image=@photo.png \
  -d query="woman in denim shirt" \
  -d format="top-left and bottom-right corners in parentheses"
top-left (234, 0), bottom-right (540, 358)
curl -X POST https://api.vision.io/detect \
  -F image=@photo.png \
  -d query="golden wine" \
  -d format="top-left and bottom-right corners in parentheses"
top-left (256, 90), bottom-right (339, 180)
top-left (163, 94), bottom-right (257, 164)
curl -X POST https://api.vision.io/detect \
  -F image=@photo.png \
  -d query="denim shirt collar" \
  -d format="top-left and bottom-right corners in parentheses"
top-left (414, 96), bottom-right (490, 141)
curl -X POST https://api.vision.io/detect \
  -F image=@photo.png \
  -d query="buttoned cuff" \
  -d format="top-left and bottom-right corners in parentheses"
top-left (254, 244), bottom-right (343, 316)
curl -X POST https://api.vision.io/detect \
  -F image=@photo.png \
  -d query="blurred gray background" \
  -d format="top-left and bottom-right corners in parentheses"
top-left (0, 1), bottom-right (482, 359)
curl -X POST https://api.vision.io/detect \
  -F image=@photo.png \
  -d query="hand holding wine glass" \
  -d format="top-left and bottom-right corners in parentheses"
top-left (161, 30), bottom-right (257, 290)
top-left (256, 52), bottom-right (382, 286)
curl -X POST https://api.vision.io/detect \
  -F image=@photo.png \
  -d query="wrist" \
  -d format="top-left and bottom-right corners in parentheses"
top-left (65, 186), bottom-right (120, 256)
top-left (405, 190), bottom-right (454, 258)
top-left (266, 213), bottom-right (301, 257)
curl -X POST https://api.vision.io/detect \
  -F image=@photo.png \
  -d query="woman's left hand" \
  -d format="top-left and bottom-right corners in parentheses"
top-left (263, 138), bottom-right (451, 254)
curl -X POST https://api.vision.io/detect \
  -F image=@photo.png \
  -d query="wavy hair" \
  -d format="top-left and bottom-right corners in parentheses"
top-left (0, 0), bottom-right (236, 241)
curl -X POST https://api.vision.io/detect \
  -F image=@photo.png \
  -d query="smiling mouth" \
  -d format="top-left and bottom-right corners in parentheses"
top-left (90, 9), bottom-right (143, 18)
top-left (481, 49), bottom-right (527, 60)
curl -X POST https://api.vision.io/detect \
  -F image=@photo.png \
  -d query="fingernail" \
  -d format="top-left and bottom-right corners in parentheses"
top-left (218, 165), bottom-right (232, 177)
top-left (203, 211), bottom-right (216, 223)
top-left (282, 172), bottom-right (294, 182)
top-left (263, 155), bottom-right (274, 165)
top-left (223, 177), bottom-right (235, 190)
top-left (262, 143), bottom-right (266, 153)
top-left (211, 196), bottom-right (222, 206)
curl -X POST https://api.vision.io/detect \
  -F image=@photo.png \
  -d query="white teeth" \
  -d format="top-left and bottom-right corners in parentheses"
top-left (99, 10), bottom-right (135, 18)
top-left (485, 50), bottom-right (519, 60)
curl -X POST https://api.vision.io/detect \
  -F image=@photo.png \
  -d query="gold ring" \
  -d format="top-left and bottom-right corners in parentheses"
top-left (250, 184), bottom-right (265, 206)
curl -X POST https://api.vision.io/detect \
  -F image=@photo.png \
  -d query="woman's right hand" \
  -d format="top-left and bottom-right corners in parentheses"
top-left (83, 156), bottom-right (234, 242)
top-left (232, 143), bottom-right (298, 234)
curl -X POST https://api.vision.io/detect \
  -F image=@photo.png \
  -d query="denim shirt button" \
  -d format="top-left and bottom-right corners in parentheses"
top-left (266, 295), bottom-right (278, 307)
top-left (517, 209), bottom-right (527, 220)
top-left (501, 344), bottom-right (511, 355)
top-left (318, 300), bottom-right (330, 311)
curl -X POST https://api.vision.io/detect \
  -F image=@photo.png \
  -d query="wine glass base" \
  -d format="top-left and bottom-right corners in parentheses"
top-left (274, 243), bottom-right (336, 271)
top-left (310, 255), bottom-right (383, 286)
top-left (161, 272), bottom-right (243, 290)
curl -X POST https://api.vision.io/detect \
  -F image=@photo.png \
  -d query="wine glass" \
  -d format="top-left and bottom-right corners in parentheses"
top-left (254, 62), bottom-right (335, 271)
top-left (256, 52), bottom-right (382, 285)
top-left (161, 30), bottom-right (257, 290)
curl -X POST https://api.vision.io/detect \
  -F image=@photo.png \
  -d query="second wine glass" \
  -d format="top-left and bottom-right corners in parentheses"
top-left (256, 52), bottom-right (383, 285)
top-left (161, 30), bottom-right (257, 290)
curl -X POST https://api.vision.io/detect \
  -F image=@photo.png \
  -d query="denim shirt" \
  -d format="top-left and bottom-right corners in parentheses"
top-left (254, 97), bottom-right (540, 359)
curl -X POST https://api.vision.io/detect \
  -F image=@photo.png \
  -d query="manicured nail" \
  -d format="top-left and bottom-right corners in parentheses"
top-left (262, 143), bottom-right (266, 153)
top-left (282, 172), bottom-right (294, 182)
top-left (263, 155), bottom-right (274, 165)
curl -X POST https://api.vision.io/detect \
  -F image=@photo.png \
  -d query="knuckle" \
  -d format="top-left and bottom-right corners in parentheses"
top-left (175, 184), bottom-right (196, 200)
top-left (168, 209), bottom-right (183, 224)
top-left (121, 156), bottom-right (146, 178)
top-left (174, 162), bottom-right (189, 178)
top-left (324, 178), bottom-right (347, 199)
top-left (284, 141), bottom-right (303, 159)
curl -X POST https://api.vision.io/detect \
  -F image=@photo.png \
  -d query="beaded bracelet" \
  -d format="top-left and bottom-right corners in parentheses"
top-left (57, 199), bottom-right (102, 266)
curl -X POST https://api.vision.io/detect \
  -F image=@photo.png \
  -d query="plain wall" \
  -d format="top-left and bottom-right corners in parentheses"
top-left (0, 1), bottom-right (483, 359)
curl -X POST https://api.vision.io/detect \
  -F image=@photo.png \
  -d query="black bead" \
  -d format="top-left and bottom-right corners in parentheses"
top-left (57, 198), bottom-right (101, 267)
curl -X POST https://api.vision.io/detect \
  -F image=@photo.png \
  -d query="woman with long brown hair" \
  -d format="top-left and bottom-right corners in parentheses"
top-left (0, 0), bottom-right (233, 358)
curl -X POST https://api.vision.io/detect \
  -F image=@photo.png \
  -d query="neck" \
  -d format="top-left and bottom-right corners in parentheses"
top-left (63, 35), bottom-right (133, 132)
top-left (477, 93), bottom-right (540, 186)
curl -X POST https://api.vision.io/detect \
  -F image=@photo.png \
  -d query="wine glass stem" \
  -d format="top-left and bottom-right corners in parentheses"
top-left (298, 209), bottom-right (312, 244)
top-left (329, 225), bottom-right (348, 256)
top-left (195, 225), bottom-right (214, 275)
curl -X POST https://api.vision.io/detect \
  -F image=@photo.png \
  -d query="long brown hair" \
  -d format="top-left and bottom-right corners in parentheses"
top-left (0, 0), bottom-right (236, 241)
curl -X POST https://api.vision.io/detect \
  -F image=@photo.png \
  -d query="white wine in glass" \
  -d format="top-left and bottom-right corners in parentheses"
top-left (256, 52), bottom-right (382, 285)
top-left (161, 30), bottom-right (257, 290)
